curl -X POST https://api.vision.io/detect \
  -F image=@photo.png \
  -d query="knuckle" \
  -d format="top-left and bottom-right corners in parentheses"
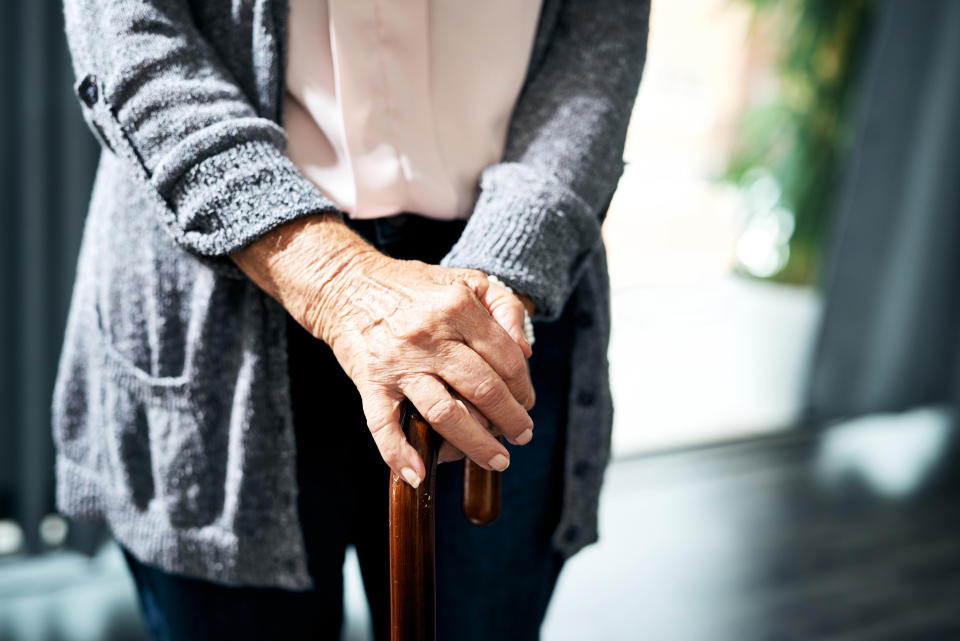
top-left (398, 322), bottom-right (432, 345)
top-left (366, 415), bottom-right (390, 436)
top-left (473, 378), bottom-right (504, 406)
top-left (424, 397), bottom-right (460, 427)
top-left (463, 269), bottom-right (488, 286)
top-left (370, 427), bottom-right (402, 463)
top-left (515, 406), bottom-right (535, 431)
top-left (368, 419), bottom-right (395, 446)
top-left (453, 268), bottom-right (485, 282)
top-left (443, 286), bottom-right (474, 314)
top-left (505, 354), bottom-right (527, 381)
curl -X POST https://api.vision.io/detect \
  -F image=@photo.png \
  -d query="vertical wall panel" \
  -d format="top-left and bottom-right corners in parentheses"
top-left (0, 0), bottom-right (100, 554)
top-left (808, 0), bottom-right (960, 418)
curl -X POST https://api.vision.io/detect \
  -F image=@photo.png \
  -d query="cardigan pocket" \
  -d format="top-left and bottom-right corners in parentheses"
top-left (95, 316), bottom-right (229, 529)
top-left (84, 148), bottom-right (260, 528)
top-left (89, 226), bottom-right (233, 528)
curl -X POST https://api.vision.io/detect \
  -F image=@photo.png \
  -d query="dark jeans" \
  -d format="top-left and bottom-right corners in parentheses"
top-left (122, 214), bottom-right (574, 641)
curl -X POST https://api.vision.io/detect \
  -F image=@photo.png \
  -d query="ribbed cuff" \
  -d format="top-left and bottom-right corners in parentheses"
top-left (151, 119), bottom-right (341, 258)
top-left (441, 163), bottom-right (602, 321)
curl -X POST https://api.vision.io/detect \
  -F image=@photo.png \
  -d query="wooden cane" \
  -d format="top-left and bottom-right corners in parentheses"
top-left (462, 459), bottom-right (501, 525)
top-left (389, 403), bottom-right (440, 641)
top-left (389, 402), bottom-right (502, 641)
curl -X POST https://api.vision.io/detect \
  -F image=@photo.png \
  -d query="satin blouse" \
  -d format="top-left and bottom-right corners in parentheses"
top-left (284, 0), bottom-right (543, 220)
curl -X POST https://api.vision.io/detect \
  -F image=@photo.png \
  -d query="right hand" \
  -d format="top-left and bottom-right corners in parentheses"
top-left (231, 214), bottom-right (535, 487)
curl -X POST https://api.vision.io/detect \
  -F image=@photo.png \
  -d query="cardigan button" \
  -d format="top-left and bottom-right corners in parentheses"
top-left (572, 460), bottom-right (591, 479)
top-left (576, 390), bottom-right (595, 406)
top-left (562, 525), bottom-right (579, 543)
top-left (574, 311), bottom-right (593, 328)
top-left (77, 74), bottom-right (99, 107)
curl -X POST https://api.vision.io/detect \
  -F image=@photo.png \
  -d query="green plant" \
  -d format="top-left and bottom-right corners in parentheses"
top-left (725, 0), bottom-right (875, 285)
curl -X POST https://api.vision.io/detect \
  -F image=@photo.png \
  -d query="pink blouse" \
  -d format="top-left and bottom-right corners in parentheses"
top-left (283, 0), bottom-right (543, 220)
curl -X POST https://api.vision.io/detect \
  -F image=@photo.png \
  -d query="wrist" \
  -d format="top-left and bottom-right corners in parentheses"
top-left (230, 213), bottom-right (382, 339)
top-left (309, 244), bottom-right (389, 346)
top-left (230, 212), bottom-right (344, 295)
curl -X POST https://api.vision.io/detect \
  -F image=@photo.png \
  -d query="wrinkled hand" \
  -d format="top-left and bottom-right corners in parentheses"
top-left (436, 292), bottom-right (535, 465)
top-left (231, 214), bottom-right (535, 487)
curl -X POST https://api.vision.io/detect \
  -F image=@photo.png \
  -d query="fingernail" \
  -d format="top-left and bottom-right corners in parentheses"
top-left (488, 453), bottom-right (510, 471)
top-left (401, 467), bottom-right (421, 488)
top-left (514, 429), bottom-right (533, 445)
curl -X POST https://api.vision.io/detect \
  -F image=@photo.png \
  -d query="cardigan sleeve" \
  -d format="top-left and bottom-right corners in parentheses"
top-left (441, 0), bottom-right (650, 320)
top-left (63, 0), bottom-right (340, 259)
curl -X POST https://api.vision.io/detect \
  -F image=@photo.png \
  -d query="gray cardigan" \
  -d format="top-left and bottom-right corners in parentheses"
top-left (54, 0), bottom-right (649, 588)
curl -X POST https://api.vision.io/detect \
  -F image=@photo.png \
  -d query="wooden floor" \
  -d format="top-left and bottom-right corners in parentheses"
top-left (543, 414), bottom-right (960, 641)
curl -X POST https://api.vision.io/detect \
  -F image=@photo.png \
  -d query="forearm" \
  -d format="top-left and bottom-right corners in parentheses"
top-left (229, 213), bottom-right (381, 341)
top-left (232, 215), bottom-right (535, 352)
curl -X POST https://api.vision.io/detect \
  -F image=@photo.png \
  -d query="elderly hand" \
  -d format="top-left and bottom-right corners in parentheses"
top-left (231, 213), bottom-right (535, 487)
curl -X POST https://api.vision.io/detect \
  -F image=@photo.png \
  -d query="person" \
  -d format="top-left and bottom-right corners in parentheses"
top-left (53, 0), bottom-right (649, 639)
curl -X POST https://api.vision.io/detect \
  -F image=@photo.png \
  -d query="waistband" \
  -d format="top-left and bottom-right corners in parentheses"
top-left (344, 213), bottom-right (467, 252)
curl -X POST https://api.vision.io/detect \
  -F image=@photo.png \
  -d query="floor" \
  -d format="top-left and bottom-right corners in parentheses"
top-left (5, 409), bottom-right (958, 641)
top-left (542, 408), bottom-right (960, 641)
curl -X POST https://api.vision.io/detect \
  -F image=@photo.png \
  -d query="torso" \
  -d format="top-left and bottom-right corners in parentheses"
top-left (283, 0), bottom-right (544, 220)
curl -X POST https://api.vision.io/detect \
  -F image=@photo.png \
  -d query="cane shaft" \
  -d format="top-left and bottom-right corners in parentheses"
top-left (462, 460), bottom-right (501, 525)
top-left (389, 403), bottom-right (440, 641)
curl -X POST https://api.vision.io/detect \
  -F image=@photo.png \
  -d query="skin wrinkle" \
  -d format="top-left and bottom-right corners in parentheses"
top-left (230, 212), bottom-right (532, 480)
top-left (346, 268), bottom-right (418, 339)
top-left (346, 303), bottom-right (531, 448)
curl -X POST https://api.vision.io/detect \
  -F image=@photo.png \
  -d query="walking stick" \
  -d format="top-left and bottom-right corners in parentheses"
top-left (389, 402), bottom-right (502, 641)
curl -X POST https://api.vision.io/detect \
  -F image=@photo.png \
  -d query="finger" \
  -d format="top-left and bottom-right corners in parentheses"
top-left (449, 292), bottom-right (535, 411)
top-left (450, 388), bottom-right (491, 430)
top-left (477, 280), bottom-right (532, 358)
top-left (358, 386), bottom-right (426, 488)
top-left (438, 441), bottom-right (465, 463)
top-left (401, 374), bottom-right (511, 472)
top-left (438, 345), bottom-right (534, 444)
top-left (439, 278), bottom-right (534, 407)
top-left (438, 389), bottom-right (472, 463)
top-left (453, 389), bottom-right (531, 446)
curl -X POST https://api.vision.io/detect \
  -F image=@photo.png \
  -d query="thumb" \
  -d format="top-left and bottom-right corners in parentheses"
top-left (359, 388), bottom-right (426, 488)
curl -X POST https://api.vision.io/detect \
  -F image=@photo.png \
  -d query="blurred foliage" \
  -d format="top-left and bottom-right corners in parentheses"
top-left (725, 0), bottom-right (875, 285)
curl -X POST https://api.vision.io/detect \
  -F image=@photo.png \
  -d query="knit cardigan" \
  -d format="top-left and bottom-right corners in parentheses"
top-left (54, 0), bottom-right (649, 588)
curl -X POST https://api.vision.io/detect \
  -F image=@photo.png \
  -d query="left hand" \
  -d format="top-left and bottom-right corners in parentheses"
top-left (438, 285), bottom-right (536, 463)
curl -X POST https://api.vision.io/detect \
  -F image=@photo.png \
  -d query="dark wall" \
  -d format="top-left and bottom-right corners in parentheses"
top-left (808, 0), bottom-right (960, 419)
top-left (0, 0), bottom-right (100, 553)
